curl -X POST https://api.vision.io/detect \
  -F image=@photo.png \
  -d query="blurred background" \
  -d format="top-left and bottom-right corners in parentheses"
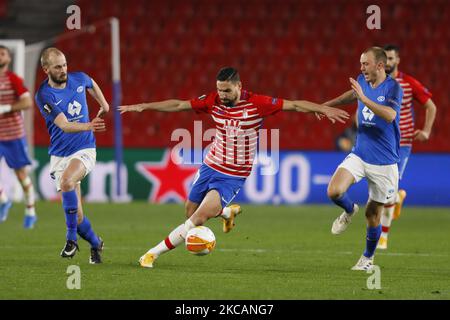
top-left (0, 0), bottom-right (449, 205)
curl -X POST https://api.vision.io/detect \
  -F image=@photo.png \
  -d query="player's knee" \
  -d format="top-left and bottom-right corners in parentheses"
top-left (15, 168), bottom-right (28, 182)
top-left (60, 177), bottom-right (76, 192)
top-left (327, 184), bottom-right (344, 199)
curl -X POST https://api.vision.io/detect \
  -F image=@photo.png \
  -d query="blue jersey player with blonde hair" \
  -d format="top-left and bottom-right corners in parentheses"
top-left (324, 47), bottom-right (403, 270)
top-left (35, 48), bottom-right (109, 264)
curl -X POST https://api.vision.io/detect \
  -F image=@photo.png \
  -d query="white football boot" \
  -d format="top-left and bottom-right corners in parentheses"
top-left (351, 255), bottom-right (374, 271)
top-left (331, 204), bottom-right (359, 235)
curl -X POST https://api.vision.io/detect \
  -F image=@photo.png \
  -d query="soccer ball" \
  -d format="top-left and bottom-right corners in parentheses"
top-left (185, 226), bottom-right (216, 256)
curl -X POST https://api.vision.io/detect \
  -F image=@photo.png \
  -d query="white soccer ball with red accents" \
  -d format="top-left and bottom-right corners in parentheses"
top-left (185, 226), bottom-right (216, 256)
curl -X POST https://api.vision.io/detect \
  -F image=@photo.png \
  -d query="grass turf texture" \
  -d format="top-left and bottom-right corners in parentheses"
top-left (0, 201), bottom-right (449, 299)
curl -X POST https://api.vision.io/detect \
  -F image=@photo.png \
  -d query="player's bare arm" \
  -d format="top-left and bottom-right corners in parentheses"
top-left (118, 99), bottom-right (192, 114)
top-left (349, 77), bottom-right (397, 123)
top-left (0, 93), bottom-right (32, 114)
top-left (323, 90), bottom-right (357, 107)
top-left (282, 99), bottom-right (350, 124)
top-left (414, 98), bottom-right (437, 141)
top-left (54, 112), bottom-right (106, 133)
top-left (87, 79), bottom-right (110, 118)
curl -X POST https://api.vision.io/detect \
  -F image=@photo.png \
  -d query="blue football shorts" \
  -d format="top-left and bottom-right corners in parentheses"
top-left (188, 164), bottom-right (246, 208)
top-left (0, 137), bottom-right (32, 169)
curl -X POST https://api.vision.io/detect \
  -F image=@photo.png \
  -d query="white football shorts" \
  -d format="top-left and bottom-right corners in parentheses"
top-left (338, 153), bottom-right (399, 204)
top-left (49, 148), bottom-right (96, 192)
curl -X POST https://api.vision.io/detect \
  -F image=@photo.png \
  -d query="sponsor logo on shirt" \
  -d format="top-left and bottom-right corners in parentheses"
top-left (271, 98), bottom-right (278, 105)
top-left (362, 106), bottom-right (375, 121)
top-left (77, 86), bottom-right (84, 93)
top-left (377, 96), bottom-right (385, 102)
top-left (68, 100), bottom-right (82, 116)
top-left (198, 94), bottom-right (206, 100)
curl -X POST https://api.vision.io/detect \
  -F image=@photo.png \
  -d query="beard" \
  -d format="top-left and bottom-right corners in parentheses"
top-left (0, 63), bottom-right (6, 68)
top-left (221, 97), bottom-right (237, 107)
top-left (385, 65), bottom-right (396, 75)
top-left (50, 73), bottom-right (67, 84)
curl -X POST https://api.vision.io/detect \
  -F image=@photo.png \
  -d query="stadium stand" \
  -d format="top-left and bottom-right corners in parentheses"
top-left (31, 0), bottom-right (449, 151)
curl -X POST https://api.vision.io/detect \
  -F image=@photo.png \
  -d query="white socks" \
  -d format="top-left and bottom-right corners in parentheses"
top-left (0, 186), bottom-right (8, 204)
top-left (148, 219), bottom-right (196, 256)
top-left (381, 193), bottom-right (398, 239)
top-left (220, 207), bottom-right (231, 219)
top-left (20, 177), bottom-right (36, 217)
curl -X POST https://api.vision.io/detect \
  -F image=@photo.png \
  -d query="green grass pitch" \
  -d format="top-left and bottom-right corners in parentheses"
top-left (0, 201), bottom-right (449, 299)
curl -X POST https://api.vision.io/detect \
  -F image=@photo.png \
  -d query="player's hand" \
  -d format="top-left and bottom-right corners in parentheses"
top-left (315, 112), bottom-right (324, 120)
top-left (118, 104), bottom-right (143, 114)
top-left (349, 77), bottom-right (365, 101)
top-left (96, 105), bottom-right (110, 118)
top-left (322, 106), bottom-right (350, 124)
top-left (90, 117), bottom-right (106, 132)
top-left (414, 129), bottom-right (430, 141)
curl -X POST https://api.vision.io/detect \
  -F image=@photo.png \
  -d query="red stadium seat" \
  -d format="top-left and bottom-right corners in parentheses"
top-left (32, 0), bottom-right (449, 152)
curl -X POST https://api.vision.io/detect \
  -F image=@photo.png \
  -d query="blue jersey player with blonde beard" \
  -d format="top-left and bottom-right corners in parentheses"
top-left (324, 47), bottom-right (403, 271)
top-left (35, 48), bottom-right (109, 264)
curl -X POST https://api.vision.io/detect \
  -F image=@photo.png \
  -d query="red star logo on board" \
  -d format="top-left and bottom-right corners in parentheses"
top-left (135, 149), bottom-right (199, 203)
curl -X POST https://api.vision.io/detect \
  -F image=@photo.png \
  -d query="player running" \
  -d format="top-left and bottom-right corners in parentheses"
top-left (377, 44), bottom-right (437, 249)
top-left (119, 66), bottom-right (350, 268)
top-left (324, 47), bottom-right (403, 270)
top-left (0, 45), bottom-right (38, 229)
top-left (35, 48), bottom-right (109, 264)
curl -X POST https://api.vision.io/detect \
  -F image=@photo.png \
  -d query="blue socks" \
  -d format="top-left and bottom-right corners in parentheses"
top-left (363, 225), bottom-right (382, 258)
top-left (62, 190), bottom-right (78, 242)
top-left (331, 192), bottom-right (355, 214)
top-left (77, 216), bottom-right (100, 249)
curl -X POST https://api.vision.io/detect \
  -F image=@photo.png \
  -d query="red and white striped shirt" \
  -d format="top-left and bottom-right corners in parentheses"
top-left (190, 90), bottom-right (283, 177)
top-left (395, 71), bottom-right (432, 147)
top-left (0, 71), bottom-right (29, 141)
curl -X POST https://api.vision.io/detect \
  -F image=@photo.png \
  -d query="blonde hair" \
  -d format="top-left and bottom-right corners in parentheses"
top-left (363, 46), bottom-right (387, 65)
top-left (40, 47), bottom-right (64, 67)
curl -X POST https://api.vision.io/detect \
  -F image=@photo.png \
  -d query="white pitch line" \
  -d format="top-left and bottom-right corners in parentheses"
top-left (216, 248), bottom-right (449, 258)
top-left (0, 245), bottom-right (447, 258)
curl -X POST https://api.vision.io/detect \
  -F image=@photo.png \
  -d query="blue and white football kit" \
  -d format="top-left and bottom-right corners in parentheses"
top-left (35, 72), bottom-right (101, 255)
top-left (338, 74), bottom-right (403, 204)
top-left (35, 72), bottom-right (96, 191)
top-left (331, 73), bottom-right (403, 263)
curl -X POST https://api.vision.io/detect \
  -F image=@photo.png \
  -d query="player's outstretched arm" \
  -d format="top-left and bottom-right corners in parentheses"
top-left (323, 90), bottom-right (357, 107)
top-left (282, 100), bottom-right (350, 124)
top-left (87, 79), bottom-right (110, 118)
top-left (54, 113), bottom-right (106, 133)
top-left (118, 100), bottom-right (192, 114)
top-left (349, 77), bottom-right (397, 122)
top-left (414, 98), bottom-right (437, 141)
top-left (0, 94), bottom-right (32, 114)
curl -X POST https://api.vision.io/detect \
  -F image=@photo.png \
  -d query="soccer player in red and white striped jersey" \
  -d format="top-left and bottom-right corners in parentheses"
top-left (0, 45), bottom-right (38, 228)
top-left (378, 44), bottom-right (438, 249)
top-left (119, 67), bottom-right (350, 268)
